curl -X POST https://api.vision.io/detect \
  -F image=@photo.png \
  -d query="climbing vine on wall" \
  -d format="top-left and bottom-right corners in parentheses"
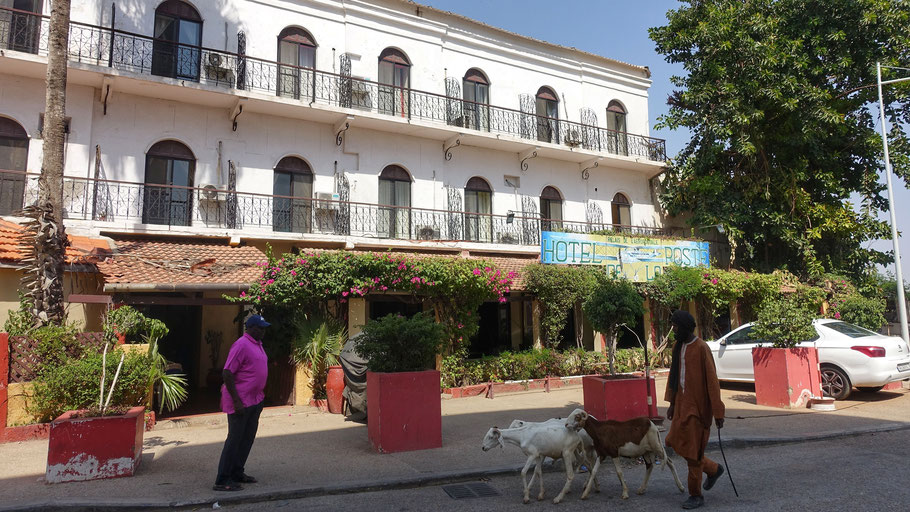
top-left (232, 250), bottom-right (514, 357)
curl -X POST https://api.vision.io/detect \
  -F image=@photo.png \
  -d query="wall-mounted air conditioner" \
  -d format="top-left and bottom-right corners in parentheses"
top-left (417, 225), bottom-right (441, 240)
top-left (199, 184), bottom-right (225, 201)
top-left (315, 191), bottom-right (341, 210)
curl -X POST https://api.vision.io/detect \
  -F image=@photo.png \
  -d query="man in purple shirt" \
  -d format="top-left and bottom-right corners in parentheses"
top-left (213, 315), bottom-right (270, 492)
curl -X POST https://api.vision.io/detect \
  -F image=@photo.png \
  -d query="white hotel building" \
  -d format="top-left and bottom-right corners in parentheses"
top-left (0, 0), bottom-right (670, 406)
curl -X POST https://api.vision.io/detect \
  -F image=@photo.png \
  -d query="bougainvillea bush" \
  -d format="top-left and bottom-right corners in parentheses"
top-left (234, 250), bottom-right (515, 357)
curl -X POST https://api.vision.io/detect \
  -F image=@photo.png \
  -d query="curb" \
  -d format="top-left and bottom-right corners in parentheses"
top-left (4, 422), bottom-right (910, 512)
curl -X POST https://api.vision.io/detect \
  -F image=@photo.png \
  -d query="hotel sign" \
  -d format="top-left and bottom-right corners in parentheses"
top-left (540, 231), bottom-right (710, 282)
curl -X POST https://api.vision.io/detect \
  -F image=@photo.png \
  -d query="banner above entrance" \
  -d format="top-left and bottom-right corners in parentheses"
top-left (540, 231), bottom-right (710, 282)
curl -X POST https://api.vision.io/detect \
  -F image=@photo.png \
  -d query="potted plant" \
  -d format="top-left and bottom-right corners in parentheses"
top-left (291, 314), bottom-right (347, 413)
top-left (103, 306), bottom-right (145, 345)
top-left (355, 313), bottom-right (446, 453)
top-left (581, 275), bottom-right (656, 421)
top-left (750, 293), bottom-right (822, 408)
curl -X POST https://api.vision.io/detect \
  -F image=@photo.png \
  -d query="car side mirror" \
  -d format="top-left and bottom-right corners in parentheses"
top-left (719, 339), bottom-right (727, 346)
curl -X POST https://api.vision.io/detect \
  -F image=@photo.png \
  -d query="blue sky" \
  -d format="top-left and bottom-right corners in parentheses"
top-left (421, 0), bottom-right (910, 283)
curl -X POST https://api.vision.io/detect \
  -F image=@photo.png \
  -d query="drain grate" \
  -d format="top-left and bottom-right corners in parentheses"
top-left (442, 482), bottom-right (500, 499)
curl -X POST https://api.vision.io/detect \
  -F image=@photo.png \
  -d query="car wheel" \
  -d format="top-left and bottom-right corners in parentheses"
top-left (821, 365), bottom-right (852, 400)
top-left (856, 386), bottom-right (884, 393)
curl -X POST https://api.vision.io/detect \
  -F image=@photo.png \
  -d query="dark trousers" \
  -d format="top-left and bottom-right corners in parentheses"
top-left (216, 401), bottom-right (263, 485)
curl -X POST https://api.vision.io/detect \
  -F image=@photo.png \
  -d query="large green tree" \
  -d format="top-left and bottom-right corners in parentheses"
top-left (650, 0), bottom-right (910, 279)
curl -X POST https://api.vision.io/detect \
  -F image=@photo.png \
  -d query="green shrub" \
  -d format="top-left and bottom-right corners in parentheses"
top-left (583, 275), bottom-right (645, 375)
top-left (356, 313), bottom-right (447, 373)
top-left (839, 294), bottom-right (887, 331)
top-left (103, 306), bottom-right (168, 344)
top-left (752, 293), bottom-right (817, 348)
top-left (32, 324), bottom-right (84, 376)
top-left (28, 350), bottom-right (153, 423)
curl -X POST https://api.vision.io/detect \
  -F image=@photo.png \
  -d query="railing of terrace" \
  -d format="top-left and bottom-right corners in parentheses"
top-left (2, 170), bottom-right (670, 245)
top-left (0, 6), bottom-right (667, 161)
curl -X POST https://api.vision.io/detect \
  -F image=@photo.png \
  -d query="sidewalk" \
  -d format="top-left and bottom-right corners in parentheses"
top-left (1, 376), bottom-right (908, 511)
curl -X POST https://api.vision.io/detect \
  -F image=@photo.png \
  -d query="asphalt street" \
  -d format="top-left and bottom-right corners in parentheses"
top-left (213, 429), bottom-right (910, 512)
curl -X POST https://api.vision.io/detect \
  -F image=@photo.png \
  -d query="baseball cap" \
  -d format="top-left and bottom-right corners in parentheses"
top-left (245, 314), bottom-right (271, 328)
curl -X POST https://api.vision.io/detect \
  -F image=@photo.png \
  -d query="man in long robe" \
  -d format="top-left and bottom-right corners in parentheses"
top-left (664, 310), bottom-right (726, 509)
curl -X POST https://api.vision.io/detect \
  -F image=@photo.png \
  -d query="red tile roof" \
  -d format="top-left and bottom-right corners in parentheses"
top-left (96, 237), bottom-right (266, 287)
top-left (0, 219), bottom-right (112, 265)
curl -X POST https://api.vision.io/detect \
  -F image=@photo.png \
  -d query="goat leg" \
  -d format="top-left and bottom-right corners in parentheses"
top-left (638, 453), bottom-right (654, 495)
top-left (552, 450), bottom-right (575, 504)
top-left (580, 456), bottom-right (602, 500)
top-left (521, 454), bottom-right (536, 504)
top-left (535, 458), bottom-right (545, 501)
top-left (612, 457), bottom-right (630, 499)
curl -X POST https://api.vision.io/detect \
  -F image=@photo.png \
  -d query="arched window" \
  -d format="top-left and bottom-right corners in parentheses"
top-left (144, 140), bottom-right (195, 226)
top-left (273, 156), bottom-right (314, 233)
top-left (463, 69), bottom-right (490, 131)
top-left (152, 0), bottom-right (202, 80)
top-left (277, 27), bottom-right (317, 99)
top-left (540, 186), bottom-right (563, 232)
top-left (611, 193), bottom-right (631, 230)
top-left (607, 101), bottom-right (628, 155)
top-left (378, 165), bottom-right (411, 238)
top-left (536, 87), bottom-right (559, 143)
top-left (0, 117), bottom-right (29, 215)
top-left (464, 177), bottom-right (492, 242)
top-left (378, 48), bottom-right (411, 117)
top-left (4, 0), bottom-right (42, 54)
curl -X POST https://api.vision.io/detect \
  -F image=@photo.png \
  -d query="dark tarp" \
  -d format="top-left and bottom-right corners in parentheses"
top-left (340, 333), bottom-right (368, 421)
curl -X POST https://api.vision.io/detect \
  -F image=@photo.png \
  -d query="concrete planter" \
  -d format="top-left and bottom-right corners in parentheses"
top-left (752, 347), bottom-right (821, 408)
top-left (582, 374), bottom-right (659, 422)
top-left (367, 370), bottom-right (441, 453)
top-left (46, 406), bottom-right (145, 483)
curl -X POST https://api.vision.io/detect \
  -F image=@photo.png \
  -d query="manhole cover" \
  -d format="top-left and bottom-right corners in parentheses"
top-left (442, 482), bottom-right (500, 499)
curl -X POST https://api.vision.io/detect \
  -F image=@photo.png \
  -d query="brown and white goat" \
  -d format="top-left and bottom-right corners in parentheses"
top-left (564, 408), bottom-right (685, 500)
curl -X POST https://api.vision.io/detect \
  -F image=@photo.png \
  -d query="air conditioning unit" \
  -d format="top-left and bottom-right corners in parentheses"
top-left (351, 78), bottom-right (372, 108)
top-left (417, 225), bottom-right (441, 240)
top-left (199, 184), bottom-right (225, 201)
top-left (315, 191), bottom-right (340, 210)
top-left (208, 53), bottom-right (223, 68)
top-left (564, 128), bottom-right (583, 147)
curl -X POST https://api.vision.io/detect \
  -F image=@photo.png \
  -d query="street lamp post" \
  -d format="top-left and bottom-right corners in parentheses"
top-left (876, 62), bottom-right (910, 344)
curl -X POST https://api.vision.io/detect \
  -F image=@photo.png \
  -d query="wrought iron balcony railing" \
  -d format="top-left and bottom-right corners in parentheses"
top-left (0, 170), bottom-right (670, 245)
top-left (0, 6), bottom-right (667, 161)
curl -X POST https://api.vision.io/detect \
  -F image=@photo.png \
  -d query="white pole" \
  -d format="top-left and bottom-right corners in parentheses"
top-left (877, 62), bottom-right (910, 344)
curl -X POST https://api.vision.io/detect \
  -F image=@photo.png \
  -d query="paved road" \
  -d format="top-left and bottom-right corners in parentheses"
top-left (217, 429), bottom-right (910, 512)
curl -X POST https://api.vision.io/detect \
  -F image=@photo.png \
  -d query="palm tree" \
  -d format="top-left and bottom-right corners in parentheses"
top-left (23, 0), bottom-right (71, 327)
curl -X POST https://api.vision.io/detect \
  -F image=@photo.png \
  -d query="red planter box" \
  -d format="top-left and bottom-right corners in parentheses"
top-left (583, 375), bottom-right (659, 422)
top-left (46, 406), bottom-right (145, 483)
top-left (752, 347), bottom-right (821, 408)
top-left (367, 370), bottom-right (441, 453)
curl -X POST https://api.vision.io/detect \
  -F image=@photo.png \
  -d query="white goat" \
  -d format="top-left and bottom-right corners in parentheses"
top-left (564, 408), bottom-right (685, 500)
top-left (508, 418), bottom-right (600, 493)
top-left (481, 424), bottom-right (583, 504)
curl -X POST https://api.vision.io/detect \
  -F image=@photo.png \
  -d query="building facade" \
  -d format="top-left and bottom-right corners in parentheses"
top-left (0, 0), bottom-right (667, 411)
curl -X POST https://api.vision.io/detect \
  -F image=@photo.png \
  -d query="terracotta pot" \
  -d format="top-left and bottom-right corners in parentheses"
top-left (46, 406), bottom-right (145, 483)
top-left (326, 365), bottom-right (344, 414)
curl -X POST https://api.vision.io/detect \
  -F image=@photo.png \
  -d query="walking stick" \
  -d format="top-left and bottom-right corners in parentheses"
top-left (716, 426), bottom-right (739, 497)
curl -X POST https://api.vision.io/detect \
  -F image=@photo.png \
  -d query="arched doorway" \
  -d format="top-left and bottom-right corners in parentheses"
top-left (143, 140), bottom-right (195, 226)
top-left (151, 0), bottom-right (202, 80)
top-left (0, 116), bottom-right (29, 215)
top-left (272, 156), bottom-right (313, 233)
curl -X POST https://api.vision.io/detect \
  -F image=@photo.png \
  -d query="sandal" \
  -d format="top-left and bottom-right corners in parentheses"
top-left (235, 474), bottom-right (257, 484)
top-left (212, 483), bottom-right (243, 492)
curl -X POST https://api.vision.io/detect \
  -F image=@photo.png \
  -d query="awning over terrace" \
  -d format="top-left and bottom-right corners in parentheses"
top-left (96, 237), bottom-right (266, 293)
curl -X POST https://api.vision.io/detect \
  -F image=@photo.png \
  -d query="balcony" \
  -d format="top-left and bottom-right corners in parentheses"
top-left (1, 170), bottom-right (669, 246)
top-left (0, 6), bottom-right (667, 163)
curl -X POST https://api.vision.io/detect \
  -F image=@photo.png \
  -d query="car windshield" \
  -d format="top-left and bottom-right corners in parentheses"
top-left (821, 321), bottom-right (877, 338)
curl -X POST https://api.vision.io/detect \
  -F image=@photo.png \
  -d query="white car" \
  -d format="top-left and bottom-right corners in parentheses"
top-left (707, 319), bottom-right (910, 400)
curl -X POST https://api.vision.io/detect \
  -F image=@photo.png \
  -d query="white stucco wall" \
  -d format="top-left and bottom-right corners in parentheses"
top-left (2, 0), bottom-right (663, 237)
